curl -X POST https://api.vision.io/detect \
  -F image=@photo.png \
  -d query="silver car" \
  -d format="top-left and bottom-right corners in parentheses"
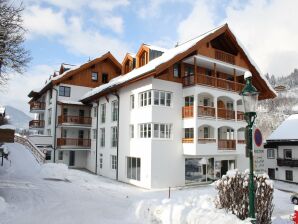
top-left (291, 193), bottom-right (298, 205)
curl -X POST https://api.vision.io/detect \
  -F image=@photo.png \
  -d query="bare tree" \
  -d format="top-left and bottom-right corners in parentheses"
top-left (0, 0), bottom-right (31, 86)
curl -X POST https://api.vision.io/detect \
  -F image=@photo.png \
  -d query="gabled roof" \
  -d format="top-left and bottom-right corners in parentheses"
top-left (121, 53), bottom-right (136, 65)
top-left (144, 44), bottom-right (167, 53)
top-left (81, 24), bottom-right (276, 103)
top-left (267, 114), bottom-right (298, 141)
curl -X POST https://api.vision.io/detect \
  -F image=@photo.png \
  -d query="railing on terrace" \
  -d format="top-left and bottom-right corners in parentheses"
top-left (237, 140), bottom-right (246, 144)
top-left (198, 138), bottom-right (216, 144)
top-left (182, 106), bottom-right (194, 118)
top-left (217, 108), bottom-right (235, 120)
top-left (182, 138), bottom-right (194, 143)
top-left (58, 116), bottom-right (92, 125)
top-left (29, 120), bottom-right (45, 129)
top-left (218, 140), bottom-right (236, 150)
top-left (215, 49), bottom-right (235, 64)
top-left (57, 138), bottom-right (91, 148)
top-left (198, 106), bottom-right (215, 117)
top-left (237, 111), bottom-right (245, 121)
top-left (30, 102), bottom-right (45, 111)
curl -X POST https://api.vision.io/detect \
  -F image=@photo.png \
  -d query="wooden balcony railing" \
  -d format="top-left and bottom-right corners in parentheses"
top-left (182, 75), bottom-right (195, 87)
top-left (215, 50), bottom-right (235, 64)
top-left (182, 138), bottom-right (194, 143)
top-left (30, 102), bottom-right (45, 111)
top-left (198, 106), bottom-right (215, 117)
top-left (218, 139), bottom-right (236, 150)
top-left (182, 106), bottom-right (194, 118)
top-left (57, 138), bottom-right (91, 148)
top-left (198, 138), bottom-right (216, 144)
top-left (277, 158), bottom-right (298, 167)
top-left (237, 140), bottom-right (246, 144)
top-left (217, 78), bottom-right (235, 91)
top-left (29, 120), bottom-right (45, 129)
top-left (237, 111), bottom-right (245, 121)
top-left (58, 115), bottom-right (92, 125)
top-left (197, 74), bottom-right (216, 87)
top-left (217, 108), bottom-right (235, 120)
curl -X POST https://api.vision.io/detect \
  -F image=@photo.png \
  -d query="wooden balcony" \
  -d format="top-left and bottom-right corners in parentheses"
top-left (237, 140), bottom-right (246, 144)
top-left (29, 120), bottom-right (45, 129)
top-left (58, 115), bottom-right (92, 125)
top-left (30, 102), bottom-right (45, 111)
top-left (277, 158), bottom-right (298, 167)
top-left (237, 111), bottom-right (245, 121)
top-left (57, 138), bottom-right (91, 148)
top-left (182, 106), bottom-right (194, 118)
top-left (198, 105), bottom-right (215, 118)
top-left (218, 140), bottom-right (236, 150)
top-left (182, 138), bottom-right (194, 143)
top-left (217, 108), bottom-right (235, 120)
top-left (198, 138), bottom-right (216, 144)
top-left (215, 50), bottom-right (235, 65)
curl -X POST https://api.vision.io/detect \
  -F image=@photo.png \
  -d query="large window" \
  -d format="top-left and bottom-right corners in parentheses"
top-left (184, 128), bottom-right (194, 138)
top-left (45, 151), bottom-right (51, 160)
top-left (59, 86), bottom-right (71, 97)
top-left (284, 149), bottom-right (292, 159)
top-left (285, 170), bottom-right (293, 181)
top-left (111, 127), bottom-right (117, 147)
top-left (139, 91), bottom-right (151, 107)
top-left (93, 107), bottom-right (97, 117)
top-left (267, 149), bottom-right (275, 159)
top-left (58, 151), bottom-right (63, 160)
top-left (140, 123), bottom-right (172, 139)
top-left (92, 72), bottom-right (98, 81)
top-left (130, 95), bottom-right (135, 109)
top-left (139, 123), bottom-right (151, 138)
top-left (127, 157), bottom-right (141, 181)
top-left (130, 125), bottom-right (134, 138)
top-left (100, 128), bottom-right (105, 147)
top-left (185, 96), bottom-right (194, 106)
top-left (153, 90), bottom-right (172, 106)
top-left (102, 73), bottom-right (108, 83)
top-left (100, 104), bottom-right (106, 123)
top-left (111, 155), bottom-right (117, 170)
top-left (111, 101), bottom-right (118, 122)
top-left (173, 63), bottom-right (181, 78)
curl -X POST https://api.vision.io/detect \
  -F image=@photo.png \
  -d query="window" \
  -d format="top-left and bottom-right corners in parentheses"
top-left (185, 96), bottom-right (194, 106)
top-left (267, 149), bottom-right (275, 159)
top-left (152, 90), bottom-right (172, 107)
top-left (284, 149), bottom-right (292, 159)
top-left (48, 109), bottom-right (52, 125)
top-left (100, 128), bottom-right (105, 147)
top-left (160, 92), bottom-right (165, 106)
top-left (143, 123), bottom-right (172, 139)
top-left (166, 93), bottom-right (172, 106)
top-left (173, 63), bottom-right (181, 78)
top-left (59, 86), bottom-right (71, 97)
top-left (285, 170), bottom-right (293, 181)
top-left (92, 129), bottom-right (97, 140)
top-left (185, 65), bottom-right (194, 76)
top-left (130, 125), bottom-right (134, 138)
top-left (154, 91), bottom-right (159, 105)
top-left (139, 91), bottom-right (151, 107)
top-left (111, 127), bottom-right (118, 147)
top-left (62, 129), bottom-right (67, 138)
top-left (45, 151), bottom-right (51, 160)
top-left (205, 69), bottom-right (212, 76)
top-left (99, 154), bottom-right (103, 169)
top-left (127, 157), bottom-right (141, 181)
top-left (140, 52), bottom-right (147, 67)
top-left (139, 123), bottom-right (151, 138)
top-left (91, 72), bottom-right (98, 81)
top-left (47, 129), bottom-right (51, 135)
top-left (184, 128), bottom-right (194, 138)
top-left (63, 108), bottom-right (68, 116)
top-left (58, 151), bottom-right (63, 160)
top-left (111, 155), bottom-right (117, 170)
top-left (203, 127), bottom-right (209, 138)
top-left (102, 73), bottom-right (108, 84)
top-left (130, 95), bottom-right (135, 109)
top-left (49, 90), bottom-right (52, 104)
top-left (93, 107), bottom-right (97, 117)
top-left (100, 104), bottom-right (106, 123)
top-left (111, 101), bottom-right (118, 122)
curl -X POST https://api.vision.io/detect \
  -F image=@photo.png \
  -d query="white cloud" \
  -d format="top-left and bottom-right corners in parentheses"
top-left (101, 16), bottom-right (124, 34)
top-left (177, 0), bottom-right (298, 77)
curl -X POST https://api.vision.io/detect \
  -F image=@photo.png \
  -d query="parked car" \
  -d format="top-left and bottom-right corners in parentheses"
top-left (291, 193), bottom-right (298, 205)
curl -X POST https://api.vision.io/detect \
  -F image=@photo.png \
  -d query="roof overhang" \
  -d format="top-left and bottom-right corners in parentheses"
top-left (264, 140), bottom-right (298, 148)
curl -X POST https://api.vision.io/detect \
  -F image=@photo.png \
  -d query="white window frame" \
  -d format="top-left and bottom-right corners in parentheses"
top-left (100, 104), bottom-right (106, 123)
top-left (139, 123), bottom-right (151, 138)
top-left (99, 153), bottom-right (103, 169)
top-left (58, 151), bottom-right (63, 160)
top-left (92, 129), bottom-right (97, 140)
top-left (111, 155), bottom-right (117, 170)
top-left (267, 148), bottom-right (275, 159)
top-left (93, 107), bottom-right (97, 117)
top-left (111, 100), bottom-right (118, 122)
top-left (130, 95), bottom-right (135, 109)
top-left (111, 126), bottom-right (118, 147)
top-left (130, 125), bottom-right (134, 138)
top-left (100, 128), bottom-right (105, 147)
top-left (127, 157), bottom-right (141, 181)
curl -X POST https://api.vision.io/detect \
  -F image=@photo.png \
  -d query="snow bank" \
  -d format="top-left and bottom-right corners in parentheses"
top-left (0, 125), bottom-right (15, 130)
top-left (135, 194), bottom-right (250, 224)
top-left (0, 196), bottom-right (7, 213)
top-left (40, 163), bottom-right (69, 180)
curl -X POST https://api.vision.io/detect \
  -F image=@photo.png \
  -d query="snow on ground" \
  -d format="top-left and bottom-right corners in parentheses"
top-left (0, 143), bottom-right (295, 224)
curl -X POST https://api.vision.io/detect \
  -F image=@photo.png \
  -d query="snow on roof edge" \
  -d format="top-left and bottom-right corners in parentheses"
top-left (267, 114), bottom-right (298, 140)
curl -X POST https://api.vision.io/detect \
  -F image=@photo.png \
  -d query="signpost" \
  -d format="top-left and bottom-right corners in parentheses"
top-left (253, 128), bottom-right (265, 175)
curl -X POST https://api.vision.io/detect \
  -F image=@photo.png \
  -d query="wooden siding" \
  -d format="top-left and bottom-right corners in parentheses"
top-left (0, 129), bottom-right (15, 143)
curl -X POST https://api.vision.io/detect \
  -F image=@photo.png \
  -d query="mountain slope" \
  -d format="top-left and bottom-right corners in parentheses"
top-left (5, 105), bottom-right (32, 129)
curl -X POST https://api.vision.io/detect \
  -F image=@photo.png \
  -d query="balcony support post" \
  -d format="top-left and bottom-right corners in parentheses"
top-left (233, 69), bottom-right (237, 91)
top-left (214, 63), bottom-right (217, 87)
top-left (194, 57), bottom-right (197, 84)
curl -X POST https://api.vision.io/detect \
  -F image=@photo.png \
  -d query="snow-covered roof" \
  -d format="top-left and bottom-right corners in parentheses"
top-left (58, 100), bottom-right (84, 106)
top-left (0, 125), bottom-right (15, 130)
top-left (267, 114), bottom-right (298, 140)
top-left (81, 25), bottom-right (226, 101)
top-left (128, 53), bottom-right (136, 58)
top-left (144, 44), bottom-right (167, 53)
top-left (292, 104), bottom-right (298, 113)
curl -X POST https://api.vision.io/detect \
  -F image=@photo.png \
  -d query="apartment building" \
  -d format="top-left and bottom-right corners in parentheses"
top-left (28, 52), bottom-right (122, 168)
top-left (80, 24), bottom-right (276, 188)
top-left (264, 114), bottom-right (298, 183)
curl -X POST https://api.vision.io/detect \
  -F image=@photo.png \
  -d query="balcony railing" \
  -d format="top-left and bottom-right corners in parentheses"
top-left (277, 158), bottom-right (298, 167)
top-left (57, 138), bottom-right (91, 148)
top-left (218, 139), bottom-right (236, 150)
top-left (215, 50), bottom-right (235, 65)
top-left (237, 140), bottom-right (246, 144)
top-left (58, 115), bottom-right (92, 125)
top-left (197, 74), bottom-right (216, 87)
top-left (198, 106), bottom-right (215, 117)
top-left (198, 138), bottom-right (216, 144)
top-left (30, 102), bottom-right (45, 111)
top-left (217, 108), bottom-right (235, 120)
top-left (182, 138), bottom-right (194, 143)
top-left (237, 111), bottom-right (245, 121)
top-left (29, 120), bottom-right (45, 129)
top-left (182, 106), bottom-right (194, 118)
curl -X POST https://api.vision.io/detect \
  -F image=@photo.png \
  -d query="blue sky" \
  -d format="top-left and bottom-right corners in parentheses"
top-left (1, 0), bottom-right (297, 114)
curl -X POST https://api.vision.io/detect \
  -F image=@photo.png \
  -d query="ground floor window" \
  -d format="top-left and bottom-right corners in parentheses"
top-left (285, 170), bottom-right (293, 181)
top-left (111, 155), bottom-right (117, 170)
top-left (58, 151), bottom-right (63, 160)
top-left (267, 148), bottom-right (275, 159)
top-left (99, 153), bottom-right (103, 169)
top-left (45, 150), bottom-right (51, 160)
top-left (127, 157), bottom-right (141, 181)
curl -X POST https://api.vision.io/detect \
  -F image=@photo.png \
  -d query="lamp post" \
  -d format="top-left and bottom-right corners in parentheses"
top-left (240, 71), bottom-right (259, 221)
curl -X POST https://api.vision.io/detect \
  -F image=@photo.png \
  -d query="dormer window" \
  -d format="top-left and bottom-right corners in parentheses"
top-left (102, 73), bottom-right (108, 84)
top-left (173, 63), bottom-right (181, 78)
top-left (140, 52), bottom-right (147, 67)
top-left (92, 72), bottom-right (98, 81)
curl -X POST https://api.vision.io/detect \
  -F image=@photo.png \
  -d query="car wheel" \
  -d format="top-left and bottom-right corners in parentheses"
top-left (292, 197), bottom-right (298, 205)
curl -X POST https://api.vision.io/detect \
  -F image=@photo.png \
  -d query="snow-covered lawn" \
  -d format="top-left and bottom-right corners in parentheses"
top-left (0, 143), bottom-right (295, 224)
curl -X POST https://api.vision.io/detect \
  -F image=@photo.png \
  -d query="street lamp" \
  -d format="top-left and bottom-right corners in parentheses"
top-left (240, 71), bottom-right (259, 221)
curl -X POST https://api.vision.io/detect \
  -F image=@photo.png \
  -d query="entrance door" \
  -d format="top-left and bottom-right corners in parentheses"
top-left (221, 160), bottom-right (228, 177)
top-left (268, 168), bottom-right (275, 180)
top-left (69, 151), bottom-right (75, 166)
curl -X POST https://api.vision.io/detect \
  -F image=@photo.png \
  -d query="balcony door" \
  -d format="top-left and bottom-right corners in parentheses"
top-left (79, 109), bottom-right (85, 124)
top-left (69, 151), bottom-right (75, 166)
top-left (78, 130), bottom-right (84, 147)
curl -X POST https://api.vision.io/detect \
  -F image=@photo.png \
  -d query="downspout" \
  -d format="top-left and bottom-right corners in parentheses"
top-left (112, 92), bottom-right (120, 181)
top-left (95, 100), bottom-right (99, 174)
top-left (52, 87), bottom-right (58, 163)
